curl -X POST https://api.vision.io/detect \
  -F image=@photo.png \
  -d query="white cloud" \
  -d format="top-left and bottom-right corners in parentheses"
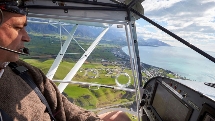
top-left (138, 0), bottom-right (215, 52)
top-left (142, 0), bottom-right (183, 12)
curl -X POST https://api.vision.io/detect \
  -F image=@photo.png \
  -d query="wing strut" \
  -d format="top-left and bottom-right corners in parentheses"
top-left (58, 27), bottom-right (109, 93)
top-left (46, 24), bottom-right (78, 80)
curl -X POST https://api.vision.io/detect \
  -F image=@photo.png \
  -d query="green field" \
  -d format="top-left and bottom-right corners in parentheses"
top-left (24, 33), bottom-right (119, 62)
top-left (23, 59), bottom-right (136, 109)
top-left (23, 58), bottom-right (138, 120)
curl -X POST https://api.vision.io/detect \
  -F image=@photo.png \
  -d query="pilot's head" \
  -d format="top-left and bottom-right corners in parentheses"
top-left (0, 0), bottom-right (30, 63)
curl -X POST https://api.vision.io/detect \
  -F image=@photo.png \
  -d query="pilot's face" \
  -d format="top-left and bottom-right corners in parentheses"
top-left (0, 11), bottom-right (30, 63)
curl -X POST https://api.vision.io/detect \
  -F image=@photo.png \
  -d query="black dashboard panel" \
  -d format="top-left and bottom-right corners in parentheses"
top-left (142, 77), bottom-right (215, 121)
top-left (151, 82), bottom-right (192, 121)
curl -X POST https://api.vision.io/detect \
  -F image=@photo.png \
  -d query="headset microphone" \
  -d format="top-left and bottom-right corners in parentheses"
top-left (22, 47), bottom-right (29, 55)
top-left (0, 46), bottom-right (29, 55)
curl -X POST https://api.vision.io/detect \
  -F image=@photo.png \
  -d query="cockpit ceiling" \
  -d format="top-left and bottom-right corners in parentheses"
top-left (25, 0), bottom-right (134, 25)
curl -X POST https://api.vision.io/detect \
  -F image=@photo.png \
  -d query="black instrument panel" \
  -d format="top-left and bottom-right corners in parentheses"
top-left (151, 82), bottom-right (192, 121)
top-left (142, 77), bottom-right (215, 121)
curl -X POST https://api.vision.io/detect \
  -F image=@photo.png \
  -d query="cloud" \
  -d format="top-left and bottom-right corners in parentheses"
top-left (138, 0), bottom-right (215, 52)
top-left (142, 0), bottom-right (183, 12)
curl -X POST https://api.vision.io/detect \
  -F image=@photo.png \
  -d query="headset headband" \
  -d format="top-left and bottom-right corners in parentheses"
top-left (0, 0), bottom-right (28, 15)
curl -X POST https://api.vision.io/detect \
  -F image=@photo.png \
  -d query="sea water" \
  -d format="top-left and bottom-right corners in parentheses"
top-left (122, 46), bottom-right (215, 83)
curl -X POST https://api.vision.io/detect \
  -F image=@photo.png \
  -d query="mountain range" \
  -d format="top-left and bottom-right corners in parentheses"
top-left (26, 21), bottom-right (169, 46)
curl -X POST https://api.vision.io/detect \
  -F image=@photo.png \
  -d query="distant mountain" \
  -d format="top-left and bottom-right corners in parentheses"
top-left (26, 22), bottom-right (170, 46)
top-left (138, 38), bottom-right (170, 46)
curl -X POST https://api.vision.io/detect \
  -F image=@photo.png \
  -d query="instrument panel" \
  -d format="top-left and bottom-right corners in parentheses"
top-left (141, 76), bottom-right (215, 121)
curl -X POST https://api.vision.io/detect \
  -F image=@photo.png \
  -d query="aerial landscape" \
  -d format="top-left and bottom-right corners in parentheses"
top-left (1, 0), bottom-right (215, 121)
top-left (21, 22), bottom-right (189, 119)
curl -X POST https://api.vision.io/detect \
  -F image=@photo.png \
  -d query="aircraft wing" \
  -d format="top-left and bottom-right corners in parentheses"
top-left (25, 0), bottom-right (144, 26)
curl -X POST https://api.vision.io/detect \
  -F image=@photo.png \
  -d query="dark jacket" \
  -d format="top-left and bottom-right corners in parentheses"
top-left (0, 60), bottom-right (101, 121)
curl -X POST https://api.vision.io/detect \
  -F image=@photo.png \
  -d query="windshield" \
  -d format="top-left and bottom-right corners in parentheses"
top-left (129, 0), bottom-right (215, 82)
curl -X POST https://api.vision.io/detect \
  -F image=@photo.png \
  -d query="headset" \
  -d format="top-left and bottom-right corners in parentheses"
top-left (0, 0), bottom-right (29, 55)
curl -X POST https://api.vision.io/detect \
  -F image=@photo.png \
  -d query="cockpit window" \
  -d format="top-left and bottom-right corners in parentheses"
top-left (131, 0), bottom-right (215, 82)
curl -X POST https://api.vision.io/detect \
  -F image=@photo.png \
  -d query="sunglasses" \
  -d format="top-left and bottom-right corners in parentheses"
top-left (0, 0), bottom-right (28, 15)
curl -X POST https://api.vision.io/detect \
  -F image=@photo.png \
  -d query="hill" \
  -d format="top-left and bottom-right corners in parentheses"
top-left (26, 19), bottom-right (170, 47)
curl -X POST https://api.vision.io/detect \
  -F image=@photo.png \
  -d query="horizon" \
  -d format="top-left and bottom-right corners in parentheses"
top-left (135, 0), bottom-right (215, 53)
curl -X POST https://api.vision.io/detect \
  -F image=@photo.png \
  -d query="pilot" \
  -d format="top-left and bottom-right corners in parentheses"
top-left (0, 0), bottom-right (131, 121)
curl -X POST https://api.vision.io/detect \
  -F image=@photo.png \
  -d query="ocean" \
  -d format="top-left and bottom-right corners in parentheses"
top-left (122, 46), bottom-right (215, 83)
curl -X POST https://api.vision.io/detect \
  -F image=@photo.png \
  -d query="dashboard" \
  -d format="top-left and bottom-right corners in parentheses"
top-left (141, 76), bottom-right (215, 121)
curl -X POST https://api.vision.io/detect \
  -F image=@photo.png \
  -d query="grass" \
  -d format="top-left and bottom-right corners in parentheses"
top-left (117, 74), bottom-right (131, 84)
top-left (167, 73), bottom-right (175, 78)
top-left (64, 85), bottom-right (98, 109)
top-left (23, 59), bottom-right (136, 110)
top-left (23, 34), bottom-right (119, 62)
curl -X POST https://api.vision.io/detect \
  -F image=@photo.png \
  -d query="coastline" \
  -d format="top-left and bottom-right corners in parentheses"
top-left (112, 47), bottom-right (188, 80)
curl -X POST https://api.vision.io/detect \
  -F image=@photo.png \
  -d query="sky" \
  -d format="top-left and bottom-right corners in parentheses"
top-left (135, 0), bottom-right (215, 52)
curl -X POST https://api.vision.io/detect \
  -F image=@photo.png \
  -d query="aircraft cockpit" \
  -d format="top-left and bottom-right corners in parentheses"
top-left (142, 76), bottom-right (215, 121)
top-left (16, 0), bottom-right (215, 121)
